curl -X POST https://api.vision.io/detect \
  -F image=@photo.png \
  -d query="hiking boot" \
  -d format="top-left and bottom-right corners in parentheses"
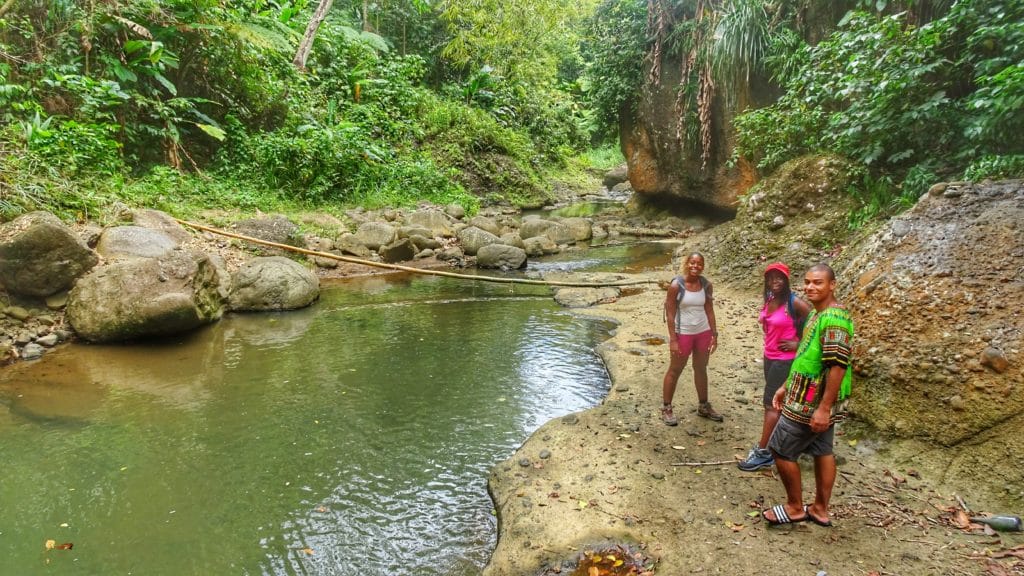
top-left (661, 404), bottom-right (679, 426)
top-left (738, 446), bottom-right (774, 471)
top-left (697, 401), bottom-right (723, 422)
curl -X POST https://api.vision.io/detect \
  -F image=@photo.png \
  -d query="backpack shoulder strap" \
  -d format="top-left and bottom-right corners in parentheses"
top-left (787, 292), bottom-right (806, 335)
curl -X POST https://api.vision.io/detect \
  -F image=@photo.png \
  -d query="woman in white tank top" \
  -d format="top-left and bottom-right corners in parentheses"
top-left (661, 252), bottom-right (721, 425)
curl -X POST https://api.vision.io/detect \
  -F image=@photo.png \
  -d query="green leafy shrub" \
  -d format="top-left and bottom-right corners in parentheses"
top-left (580, 0), bottom-right (647, 140)
top-left (963, 155), bottom-right (1024, 180)
top-left (736, 0), bottom-right (1024, 206)
top-left (421, 96), bottom-right (546, 204)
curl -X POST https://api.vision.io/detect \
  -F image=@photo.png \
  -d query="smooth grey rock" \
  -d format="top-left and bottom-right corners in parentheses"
top-left (45, 291), bottom-right (69, 310)
top-left (561, 217), bottom-right (593, 241)
top-left (519, 219), bottom-right (556, 240)
top-left (407, 209), bottom-right (454, 236)
top-left (228, 256), bottom-right (319, 311)
top-left (67, 250), bottom-right (228, 342)
top-left (468, 215), bottom-right (501, 236)
top-left (96, 226), bottom-right (179, 260)
top-left (437, 246), bottom-right (464, 262)
top-left (0, 211), bottom-right (98, 297)
top-left (457, 226), bottom-right (500, 256)
top-left (499, 233), bottom-right (525, 249)
top-left (444, 203), bottom-right (466, 220)
top-left (398, 225), bottom-right (433, 239)
top-left (476, 244), bottom-right (526, 269)
top-left (523, 236), bottom-right (559, 257)
top-left (354, 222), bottom-right (397, 251)
top-left (5, 306), bottom-right (29, 321)
top-left (20, 342), bottom-right (44, 360)
top-left (409, 234), bottom-right (440, 251)
top-left (231, 215), bottom-right (301, 255)
top-left (335, 233), bottom-right (372, 258)
top-left (131, 209), bottom-right (192, 243)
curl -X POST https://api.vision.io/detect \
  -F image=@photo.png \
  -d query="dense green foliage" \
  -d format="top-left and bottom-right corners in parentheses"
top-left (3, 0), bottom-right (1020, 225)
top-left (583, 0), bottom-right (1022, 222)
top-left (734, 0), bottom-right (1024, 214)
top-left (0, 0), bottom-right (600, 220)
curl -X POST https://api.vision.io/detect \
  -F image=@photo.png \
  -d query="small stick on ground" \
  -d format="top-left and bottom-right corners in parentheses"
top-left (671, 460), bottom-right (736, 466)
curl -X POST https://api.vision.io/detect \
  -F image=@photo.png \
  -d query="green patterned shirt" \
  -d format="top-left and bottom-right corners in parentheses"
top-left (781, 305), bottom-right (855, 424)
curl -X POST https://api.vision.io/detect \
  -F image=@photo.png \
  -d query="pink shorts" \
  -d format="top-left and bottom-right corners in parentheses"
top-left (675, 330), bottom-right (713, 358)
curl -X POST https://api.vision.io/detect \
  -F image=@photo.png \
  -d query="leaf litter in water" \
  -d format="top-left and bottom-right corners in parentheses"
top-left (539, 543), bottom-right (655, 576)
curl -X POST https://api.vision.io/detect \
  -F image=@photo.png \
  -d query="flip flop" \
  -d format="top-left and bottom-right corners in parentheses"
top-left (804, 505), bottom-right (833, 527)
top-left (762, 504), bottom-right (808, 526)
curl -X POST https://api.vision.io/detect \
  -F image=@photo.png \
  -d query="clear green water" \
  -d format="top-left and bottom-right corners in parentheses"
top-left (0, 273), bottom-right (617, 575)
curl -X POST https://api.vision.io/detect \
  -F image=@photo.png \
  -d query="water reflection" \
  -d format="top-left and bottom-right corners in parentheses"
top-left (528, 240), bottom-right (677, 274)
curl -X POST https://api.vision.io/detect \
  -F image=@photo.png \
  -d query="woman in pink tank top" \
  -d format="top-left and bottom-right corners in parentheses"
top-left (737, 262), bottom-right (811, 472)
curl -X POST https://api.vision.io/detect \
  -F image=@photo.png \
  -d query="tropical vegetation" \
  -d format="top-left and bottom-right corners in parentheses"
top-left (586, 0), bottom-right (1024, 222)
top-left (1, 0), bottom-right (1021, 224)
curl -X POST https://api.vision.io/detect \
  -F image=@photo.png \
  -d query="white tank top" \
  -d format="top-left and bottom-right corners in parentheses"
top-left (675, 282), bottom-right (711, 335)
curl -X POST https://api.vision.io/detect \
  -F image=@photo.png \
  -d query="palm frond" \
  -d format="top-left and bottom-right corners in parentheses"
top-left (336, 25), bottom-right (391, 54)
top-left (223, 18), bottom-right (299, 54)
top-left (711, 0), bottom-right (769, 105)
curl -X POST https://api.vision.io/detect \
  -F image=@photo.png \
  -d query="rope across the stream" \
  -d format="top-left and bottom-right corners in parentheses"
top-left (175, 218), bottom-right (661, 288)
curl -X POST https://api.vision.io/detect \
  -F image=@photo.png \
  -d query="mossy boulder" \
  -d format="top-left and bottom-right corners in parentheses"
top-left (697, 154), bottom-right (860, 285)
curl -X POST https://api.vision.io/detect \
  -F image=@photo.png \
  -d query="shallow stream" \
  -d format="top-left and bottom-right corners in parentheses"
top-left (0, 241), bottom-right (674, 575)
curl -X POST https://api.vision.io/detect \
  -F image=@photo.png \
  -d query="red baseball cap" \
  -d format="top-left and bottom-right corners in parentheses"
top-left (764, 262), bottom-right (790, 278)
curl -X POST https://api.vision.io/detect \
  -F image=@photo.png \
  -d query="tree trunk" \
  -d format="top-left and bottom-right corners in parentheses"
top-left (293, 0), bottom-right (335, 71)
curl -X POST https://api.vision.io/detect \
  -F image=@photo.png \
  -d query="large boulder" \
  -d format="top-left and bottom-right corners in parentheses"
top-left (409, 235), bottom-right (441, 251)
top-left (379, 238), bottom-right (417, 263)
top-left (523, 236), bottom-right (559, 257)
top-left (0, 211), bottom-right (98, 297)
top-left (66, 250), bottom-right (228, 342)
top-left (231, 215), bottom-right (301, 255)
top-left (457, 226), bottom-right (500, 256)
top-left (96, 226), bottom-right (179, 260)
top-left (335, 233), bottom-right (373, 258)
top-left (519, 218), bottom-right (556, 240)
top-left (838, 179), bottom-right (1024, 508)
top-left (354, 222), bottom-right (397, 251)
top-left (468, 215), bottom-right (502, 237)
top-left (561, 217), bottom-right (593, 242)
top-left (841, 180), bottom-right (1024, 445)
top-left (520, 219), bottom-right (574, 245)
top-left (603, 164), bottom-right (629, 189)
top-left (130, 209), bottom-right (192, 243)
top-left (477, 244), bottom-right (527, 269)
top-left (499, 233), bottom-right (525, 249)
top-left (407, 209), bottom-right (455, 237)
top-left (228, 256), bottom-right (319, 311)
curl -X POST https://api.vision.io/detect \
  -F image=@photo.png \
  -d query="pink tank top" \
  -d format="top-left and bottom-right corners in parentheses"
top-left (759, 300), bottom-right (798, 361)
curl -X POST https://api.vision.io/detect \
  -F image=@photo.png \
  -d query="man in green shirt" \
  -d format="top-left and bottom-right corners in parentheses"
top-left (762, 263), bottom-right (854, 527)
